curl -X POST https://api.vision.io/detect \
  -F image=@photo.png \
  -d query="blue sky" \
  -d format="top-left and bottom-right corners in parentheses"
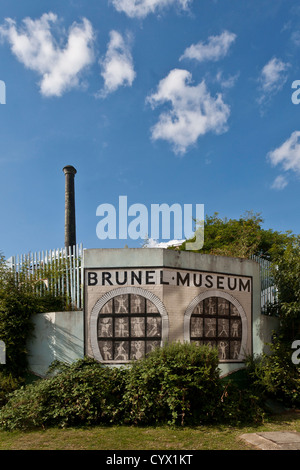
top-left (1, 0), bottom-right (300, 258)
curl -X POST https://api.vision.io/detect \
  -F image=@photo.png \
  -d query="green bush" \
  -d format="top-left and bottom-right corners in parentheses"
top-left (0, 358), bottom-right (127, 430)
top-left (216, 381), bottom-right (265, 425)
top-left (0, 372), bottom-right (21, 408)
top-left (121, 342), bottom-right (222, 426)
top-left (245, 339), bottom-right (300, 408)
top-left (0, 344), bottom-right (222, 430)
top-left (0, 343), bottom-right (266, 431)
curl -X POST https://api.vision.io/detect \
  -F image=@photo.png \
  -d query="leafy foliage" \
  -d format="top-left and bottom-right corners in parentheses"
top-left (268, 236), bottom-right (300, 341)
top-left (244, 239), bottom-right (300, 409)
top-left (215, 381), bottom-right (265, 425)
top-left (177, 211), bottom-right (292, 260)
top-left (0, 372), bottom-right (20, 408)
top-left (0, 252), bottom-right (67, 379)
top-left (0, 358), bottom-right (127, 430)
top-left (235, 233), bottom-right (300, 410)
top-left (121, 342), bottom-right (222, 426)
top-left (0, 344), bottom-right (266, 431)
top-left (245, 340), bottom-right (300, 409)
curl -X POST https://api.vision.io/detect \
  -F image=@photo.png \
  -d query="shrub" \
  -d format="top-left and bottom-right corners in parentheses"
top-left (0, 372), bottom-right (21, 408)
top-left (0, 344), bottom-right (222, 430)
top-left (0, 358), bottom-right (127, 430)
top-left (121, 342), bottom-right (222, 426)
top-left (0, 343), bottom-right (267, 431)
top-left (245, 339), bottom-right (300, 409)
top-left (216, 381), bottom-right (265, 425)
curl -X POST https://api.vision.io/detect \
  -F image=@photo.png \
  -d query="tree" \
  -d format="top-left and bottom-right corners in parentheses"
top-left (176, 211), bottom-right (293, 260)
top-left (243, 235), bottom-right (300, 408)
top-left (269, 236), bottom-right (300, 342)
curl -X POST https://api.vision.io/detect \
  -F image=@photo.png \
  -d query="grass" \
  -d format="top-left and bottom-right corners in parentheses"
top-left (0, 411), bottom-right (299, 450)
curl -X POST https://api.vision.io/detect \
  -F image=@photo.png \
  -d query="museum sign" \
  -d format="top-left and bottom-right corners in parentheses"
top-left (83, 249), bottom-right (257, 371)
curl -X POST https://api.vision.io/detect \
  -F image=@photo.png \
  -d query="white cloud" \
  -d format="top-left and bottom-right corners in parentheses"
top-left (110, 0), bottom-right (192, 19)
top-left (0, 12), bottom-right (95, 97)
top-left (180, 31), bottom-right (237, 63)
top-left (258, 57), bottom-right (290, 103)
top-left (99, 30), bottom-right (136, 97)
top-left (267, 131), bottom-right (300, 188)
top-left (268, 131), bottom-right (300, 173)
top-left (146, 68), bottom-right (230, 154)
top-left (271, 175), bottom-right (288, 190)
top-left (143, 238), bottom-right (184, 248)
top-left (215, 70), bottom-right (240, 89)
top-left (291, 30), bottom-right (300, 47)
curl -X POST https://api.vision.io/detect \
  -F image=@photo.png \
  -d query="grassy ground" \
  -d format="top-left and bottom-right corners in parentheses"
top-left (0, 411), bottom-right (299, 450)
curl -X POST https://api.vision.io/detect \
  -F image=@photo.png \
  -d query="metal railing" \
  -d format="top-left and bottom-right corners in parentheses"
top-left (251, 255), bottom-right (278, 314)
top-left (8, 243), bottom-right (83, 310)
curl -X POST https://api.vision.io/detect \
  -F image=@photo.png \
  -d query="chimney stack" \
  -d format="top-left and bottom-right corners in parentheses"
top-left (63, 165), bottom-right (77, 249)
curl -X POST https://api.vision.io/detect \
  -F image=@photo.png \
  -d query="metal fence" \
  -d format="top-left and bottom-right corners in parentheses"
top-left (251, 255), bottom-right (278, 314)
top-left (8, 243), bottom-right (83, 310)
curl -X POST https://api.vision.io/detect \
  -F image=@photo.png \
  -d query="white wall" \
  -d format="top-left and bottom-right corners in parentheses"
top-left (27, 311), bottom-right (84, 377)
